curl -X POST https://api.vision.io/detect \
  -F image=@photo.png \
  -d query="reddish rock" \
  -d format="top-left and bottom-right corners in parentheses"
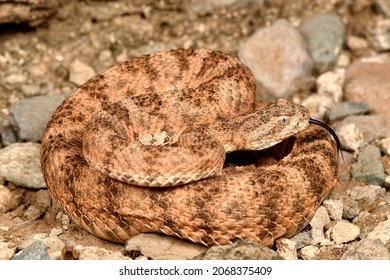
top-left (344, 60), bottom-right (390, 117)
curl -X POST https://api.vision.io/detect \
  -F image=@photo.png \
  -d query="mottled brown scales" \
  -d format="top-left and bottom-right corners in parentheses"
top-left (40, 48), bottom-right (339, 247)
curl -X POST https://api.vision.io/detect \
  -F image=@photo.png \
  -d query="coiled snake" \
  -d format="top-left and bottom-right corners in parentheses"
top-left (40, 48), bottom-right (339, 247)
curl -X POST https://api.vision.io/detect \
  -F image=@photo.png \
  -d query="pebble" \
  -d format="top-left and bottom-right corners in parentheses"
top-left (342, 238), bottom-right (390, 260)
top-left (330, 220), bottom-right (360, 244)
top-left (366, 219), bottom-right (390, 244)
top-left (238, 19), bottom-right (313, 99)
top-left (299, 12), bottom-right (345, 69)
top-left (344, 60), bottom-right (390, 118)
top-left (23, 205), bottom-right (43, 220)
top-left (9, 94), bottom-right (66, 142)
top-left (309, 206), bottom-right (331, 245)
top-left (323, 199), bottom-right (344, 220)
top-left (193, 240), bottom-right (282, 260)
top-left (125, 233), bottom-right (206, 260)
top-left (275, 238), bottom-right (298, 260)
top-left (68, 59), bottom-right (96, 85)
top-left (0, 185), bottom-right (13, 213)
top-left (328, 102), bottom-right (372, 122)
top-left (44, 236), bottom-right (65, 260)
top-left (370, 19), bottom-right (390, 51)
top-left (351, 145), bottom-right (386, 186)
top-left (289, 231), bottom-right (312, 249)
top-left (342, 197), bottom-right (361, 219)
top-left (12, 240), bottom-right (51, 260)
top-left (378, 137), bottom-right (390, 155)
top-left (0, 143), bottom-right (46, 189)
top-left (34, 189), bottom-right (51, 209)
top-left (0, 242), bottom-right (14, 260)
top-left (336, 123), bottom-right (364, 152)
top-left (348, 185), bottom-right (386, 209)
top-left (301, 93), bottom-right (334, 120)
top-left (316, 68), bottom-right (345, 102)
top-left (347, 35), bottom-right (369, 50)
top-left (299, 245), bottom-right (320, 260)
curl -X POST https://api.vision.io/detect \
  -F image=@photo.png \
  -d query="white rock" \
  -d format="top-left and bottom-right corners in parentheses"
top-left (323, 199), bottom-right (344, 220)
top-left (366, 219), bottom-right (390, 244)
top-left (316, 68), bottom-right (345, 103)
top-left (0, 185), bottom-right (13, 213)
top-left (378, 137), bottom-right (390, 156)
top-left (310, 206), bottom-right (331, 245)
top-left (301, 93), bottom-right (334, 120)
top-left (275, 238), bottom-right (298, 260)
top-left (69, 59), bottom-right (96, 85)
top-left (330, 220), bottom-right (360, 244)
top-left (0, 143), bottom-right (46, 189)
top-left (300, 245), bottom-right (320, 260)
top-left (336, 123), bottom-right (364, 151)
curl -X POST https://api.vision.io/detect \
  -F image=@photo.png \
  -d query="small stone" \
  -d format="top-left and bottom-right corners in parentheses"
top-left (0, 185), bottom-right (13, 213)
top-left (385, 176), bottom-right (390, 188)
top-left (43, 236), bottom-right (65, 260)
top-left (336, 123), bottom-right (364, 151)
top-left (316, 68), bottom-right (345, 102)
top-left (49, 227), bottom-right (64, 237)
top-left (21, 84), bottom-right (41, 96)
top-left (347, 35), bottom-right (369, 50)
top-left (300, 245), bottom-right (320, 260)
top-left (342, 197), bottom-right (361, 219)
top-left (344, 60), bottom-right (390, 118)
top-left (0, 242), bottom-right (14, 260)
top-left (289, 231), bottom-right (312, 249)
top-left (301, 93), bottom-right (334, 120)
top-left (12, 240), bottom-right (50, 260)
top-left (366, 219), bottom-right (390, 243)
top-left (310, 206), bottom-right (331, 245)
top-left (342, 238), bottom-right (390, 260)
top-left (348, 185), bottom-right (386, 203)
top-left (23, 205), bottom-right (42, 220)
top-left (330, 220), bottom-right (360, 244)
top-left (69, 59), bottom-right (96, 85)
top-left (323, 199), bottom-right (344, 220)
top-left (328, 102), bottom-right (372, 122)
top-left (125, 233), bottom-right (206, 260)
top-left (34, 190), bottom-right (51, 209)
top-left (378, 137), bottom-right (390, 156)
top-left (193, 240), bottom-right (282, 260)
top-left (299, 12), bottom-right (345, 69)
top-left (275, 238), bottom-right (298, 260)
top-left (10, 94), bottom-right (67, 142)
top-left (238, 19), bottom-right (313, 99)
top-left (0, 143), bottom-right (46, 189)
top-left (351, 145), bottom-right (386, 186)
top-left (191, 0), bottom-right (264, 13)
top-left (370, 19), bottom-right (390, 51)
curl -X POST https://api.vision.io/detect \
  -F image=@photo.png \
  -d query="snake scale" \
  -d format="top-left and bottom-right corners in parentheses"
top-left (40, 48), bottom-right (339, 247)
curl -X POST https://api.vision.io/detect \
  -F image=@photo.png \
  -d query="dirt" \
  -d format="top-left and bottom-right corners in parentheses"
top-left (0, 0), bottom-right (386, 259)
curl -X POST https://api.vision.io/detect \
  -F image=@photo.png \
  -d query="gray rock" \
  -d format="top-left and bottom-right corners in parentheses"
top-left (342, 197), bottom-right (361, 219)
top-left (9, 94), bottom-right (66, 142)
top-left (289, 231), bottom-right (312, 249)
top-left (342, 238), bottom-right (390, 260)
top-left (351, 145), bottom-right (385, 186)
top-left (328, 102), bottom-right (372, 122)
top-left (0, 143), bottom-right (46, 189)
top-left (299, 12), bottom-right (345, 68)
top-left (238, 19), bottom-right (313, 99)
top-left (125, 233), bottom-right (206, 260)
top-left (12, 240), bottom-right (50, 260)
top-left (193, 240), bottom-right (282, 260)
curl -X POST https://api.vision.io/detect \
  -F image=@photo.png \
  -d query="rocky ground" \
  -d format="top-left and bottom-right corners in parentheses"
top-left (1, 0), bottom-right (390, 260)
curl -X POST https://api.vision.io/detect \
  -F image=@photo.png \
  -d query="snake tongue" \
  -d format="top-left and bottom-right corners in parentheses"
top-left (308, 118), bottom-right (342, 156)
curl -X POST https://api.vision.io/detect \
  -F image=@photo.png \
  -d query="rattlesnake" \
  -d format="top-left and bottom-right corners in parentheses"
top-left (40, 48), bottom-right (339, 247)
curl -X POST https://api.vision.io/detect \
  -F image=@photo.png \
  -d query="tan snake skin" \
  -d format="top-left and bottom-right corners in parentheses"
top-left (40, 48), bottom-right (339, 247)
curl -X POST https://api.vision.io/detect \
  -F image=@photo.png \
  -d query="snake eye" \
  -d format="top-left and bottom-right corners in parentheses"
top-left (279, 116), bottom-right (289, 126)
